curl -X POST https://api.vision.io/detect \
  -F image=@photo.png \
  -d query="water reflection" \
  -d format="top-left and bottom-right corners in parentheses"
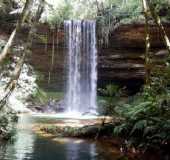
top-left (66, 142), bottom-right (97, 160)
top-left (0, 115), bottom-right (35, 160)
top-left (0, 115), bottom-right (120, 160)
top-left (13, 116), bottom-right (35, 160)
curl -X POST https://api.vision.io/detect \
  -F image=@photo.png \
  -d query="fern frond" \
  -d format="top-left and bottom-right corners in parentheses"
top-left (130, 120), bottom-right (147, 135)
top-left (143, 126), bottom-right (157, 137)
top-left (113, 123), bottom-right (130, 136)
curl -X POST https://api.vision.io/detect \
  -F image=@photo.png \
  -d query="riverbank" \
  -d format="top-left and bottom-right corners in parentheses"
top-left (2, 113), bottom-right (169, 160)
top-left (36, 116), bottom-right (118, 138)
top-left (0, 114), bottom-right (133, 160)
top-left (31, 114), bottom-right (138, 159)
top-left (32, 113), bottom-right (170, 160)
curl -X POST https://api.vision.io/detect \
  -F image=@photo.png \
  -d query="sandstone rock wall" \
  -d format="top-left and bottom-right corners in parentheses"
top-left (1, 23), bottom-right (169, 91)
top-left (29, 23), bottom-right (170, 91)
top-left (98, 23), bottom-right (170, 90)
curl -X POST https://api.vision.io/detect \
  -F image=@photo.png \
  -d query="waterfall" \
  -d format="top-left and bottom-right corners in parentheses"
top-left (64, 20), bottom-right (97, 115)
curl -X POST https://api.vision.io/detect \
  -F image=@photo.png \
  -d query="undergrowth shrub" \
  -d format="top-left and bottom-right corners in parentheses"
top-left (98, 84), bottom-right (121, 115)
top-left (113, 67), bottom-right (170, 150)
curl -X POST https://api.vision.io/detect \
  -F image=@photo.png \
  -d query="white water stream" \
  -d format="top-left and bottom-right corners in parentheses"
top-left (64, 20), bottom-right (97, 115)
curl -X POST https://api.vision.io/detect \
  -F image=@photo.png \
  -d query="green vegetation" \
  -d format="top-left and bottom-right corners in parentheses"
top-left (98, 84), bottom-right (122, 115)
top-left (45, 0), bottom-right (143, 24)
top-left (41, 122), bottom-right (115, 138)
top-left (100, 67), bottom-right (170, 150)
top-left (0, 107), bottom-right (17, 140)
top-left (45, 0), bottom-right (170, 33)
top-left (34, 72), bottom-right (64, 104)
top-left (43, 0), bottom-right (170, 46)
top-left (1, 0), bottom-right (170, 159)
top-left (31, 87), bottom-right (64, 105)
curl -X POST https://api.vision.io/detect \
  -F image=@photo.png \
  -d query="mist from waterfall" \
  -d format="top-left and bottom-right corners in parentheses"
top-left (64, 20), bottom-right (97, 115)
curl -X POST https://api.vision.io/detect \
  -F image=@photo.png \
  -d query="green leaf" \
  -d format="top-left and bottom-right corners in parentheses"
top-left (130, 120), bottom-right (147, 135)
top-left (143, 126), bottom-right (157, 137)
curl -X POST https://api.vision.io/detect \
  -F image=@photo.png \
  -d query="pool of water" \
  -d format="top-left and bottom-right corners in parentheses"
top-left (0, 114), bottom-right (123, 160)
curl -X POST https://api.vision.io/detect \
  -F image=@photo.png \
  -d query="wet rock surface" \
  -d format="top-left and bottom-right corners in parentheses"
top-left (1, 23), bottom-right (170, 92)
top-left (36, 116), bottom-right (121, 138)
top-left (29, 23), bottom-right (170, 91)
top-left (29, 100), bottom-right (65, 113)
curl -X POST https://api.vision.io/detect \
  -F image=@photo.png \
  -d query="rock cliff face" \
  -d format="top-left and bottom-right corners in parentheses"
top-left (29, 23), bottom-right (170, 91)
top-left (1, 23), bottom-right (169, 92)
top-left (29, 25), bottom-right (66, 91)
top-left (98, 23), bottom-right (170, 90)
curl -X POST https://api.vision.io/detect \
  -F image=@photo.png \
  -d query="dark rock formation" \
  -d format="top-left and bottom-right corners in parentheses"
top-left (28, 23), bottom-right (169, 92)
top-left (1, 23), bottom-right (170, 92)
top-left (28, 25), bottom-right (66, 91)
top-left (98, 23), bottom-right (170, 90)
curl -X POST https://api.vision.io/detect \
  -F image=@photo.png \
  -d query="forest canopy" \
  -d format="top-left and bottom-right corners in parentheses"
top-left (1, 0), bottom-right (170, 26)
top-left (41, 0), bottom-right (170, 26)
top-left (1, 0), bottom-right (170, 159)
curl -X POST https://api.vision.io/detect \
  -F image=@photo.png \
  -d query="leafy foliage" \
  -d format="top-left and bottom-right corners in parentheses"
top-left (45, 1), bottom-right (73, 26)
top-left (30, 86), bottom-right (64, 105)
top-left (98, 84), bottom-right (121, 115)
top-left (150, 0), bottom-right (170, 20)
top-left (43, 0), bottom-right (170, 45)
top-left (0, 107), bottom-right (17, 140)
top-left (113, 69), bottom-right (170, 149)
top-left (99, 84), bottom-right (120, 97)
top-left (0, 0), bottom-right (18, 22)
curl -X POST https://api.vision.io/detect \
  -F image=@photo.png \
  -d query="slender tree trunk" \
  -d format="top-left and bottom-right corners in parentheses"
top-left (0, 29), bottom-right (17, 63)
top-left (34, 0), bottom-right (45, 22)
top-left (45, 32), bottom-right (48, 53)
top-left (142, 0), bottom-right (151, 85)
top-left (48, 29), bottom-right (55, 84)
top-left (0, 0), bottom-right (32, 64)
top-left (95, 0), bottom-right (100, 14)
top-left (6, 0), bottom-right (45, 90)
top-left (5, 52), bottom-right (25, 90)
top-left (147, 0), bottom-right (170, 54)
top-left (0, 0), bottom-right (45, 108)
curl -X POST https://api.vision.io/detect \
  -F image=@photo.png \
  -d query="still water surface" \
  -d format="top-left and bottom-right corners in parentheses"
top-left (0, 114), bottom-right (122, 160)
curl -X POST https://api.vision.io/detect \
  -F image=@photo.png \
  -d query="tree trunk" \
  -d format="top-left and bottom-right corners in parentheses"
top-left (0, 0), bottom-right (45, 108)
top-left (48, 29), bottom-right (55, 84)
top-left (0, 0), bottom-right (32, 64)
top-left (142, 0), bottom-right (151, 85)
top-left (5, 0), bottom-right (45, 91)
top-left (147, 0), bottom-right (170, 54)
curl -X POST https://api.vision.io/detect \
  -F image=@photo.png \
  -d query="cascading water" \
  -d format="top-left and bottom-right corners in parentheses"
top-left (64, 20), bottom-right (97, 115)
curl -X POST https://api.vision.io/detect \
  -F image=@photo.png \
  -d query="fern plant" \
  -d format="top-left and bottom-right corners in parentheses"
top-left (113, 70), bottom-right (170, 150)
top-left (98, 84), bottom-right (121, 115)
